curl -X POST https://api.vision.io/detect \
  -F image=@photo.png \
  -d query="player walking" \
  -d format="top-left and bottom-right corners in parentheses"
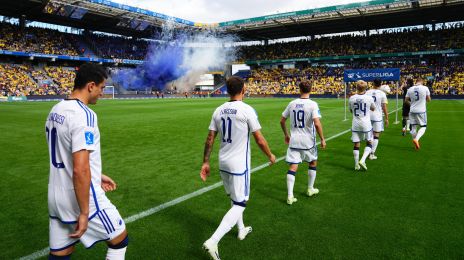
top-left (349, 80), bottom-right (375, 171)
top-left (200, 76), bottom-right (275, 260)
top-left (365, 79), bottom-right (389, 160)
top-left (280, 80), bottom-right (326, 205)
top-left (405, 77), bottom-right (431, 149)
top-left (401, 77), bottom-right (414, 136)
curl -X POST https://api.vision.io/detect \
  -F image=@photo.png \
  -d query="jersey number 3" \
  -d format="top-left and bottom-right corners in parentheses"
top-left (46, 127), bottom-right (65, 168)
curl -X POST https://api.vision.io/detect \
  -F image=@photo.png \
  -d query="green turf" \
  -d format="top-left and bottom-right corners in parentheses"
top-left (1, 98), bottom-right (463, 259)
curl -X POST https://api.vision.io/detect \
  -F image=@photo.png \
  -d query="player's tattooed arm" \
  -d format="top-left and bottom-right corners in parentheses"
top-left (202, 130), bottom-right (217, 163)
top-left (201, 130), bottom-right (217, 181)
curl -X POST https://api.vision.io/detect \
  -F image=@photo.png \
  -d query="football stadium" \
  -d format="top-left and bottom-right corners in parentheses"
top-left (1, 0), bottom-right (463, 259)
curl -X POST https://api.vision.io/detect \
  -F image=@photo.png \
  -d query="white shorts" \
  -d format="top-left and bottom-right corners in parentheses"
top-left (220, 171), bottom-right (250, 203)
top-left (50, 206), bottom-right (126, 251)
top-left (285, 147), bottom-right (318, 164)
top-left (351, 130), bottom-right (374, 143)
top-left (409, 112), bottom-right (427, 127)
top-left (371, 121), bottom-right (384, 132)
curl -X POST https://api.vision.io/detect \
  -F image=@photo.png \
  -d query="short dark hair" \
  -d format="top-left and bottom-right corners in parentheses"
top-left (226, 76), bottom-right (244, 96)
top-left (406, 77), bottom-right (414, 87)
top-left (74, 63), bottom-right (108, 90)
top-left (299, 80), bottom-right (312, 93)
top-left (373, 78), bottom-right (382, 87)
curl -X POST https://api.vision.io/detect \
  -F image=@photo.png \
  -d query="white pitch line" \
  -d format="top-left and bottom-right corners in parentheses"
top-left (19, 108), bottom-right (399, 260)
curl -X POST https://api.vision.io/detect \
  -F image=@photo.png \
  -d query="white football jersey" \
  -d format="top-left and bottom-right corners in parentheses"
top-left (406, 84), bottom-right (430, 113)
top-left (365, 89), bottom-right (388, 122)
top-left (45, 99), bottom-right (106, 223)
top-left (282, 98), bottom-right (321, 150)
top-left (209, 101), bottom-right (261, 174)
top-left (349, 94), bottom-right (375, 132)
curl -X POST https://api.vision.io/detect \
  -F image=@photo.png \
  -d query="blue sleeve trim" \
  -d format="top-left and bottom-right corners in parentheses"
top-left (76, 100), bottom-right (90, 127)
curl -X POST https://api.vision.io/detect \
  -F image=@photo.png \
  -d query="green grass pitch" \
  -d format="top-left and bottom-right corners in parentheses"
top-left (1, 98), bottom-right (463, 259)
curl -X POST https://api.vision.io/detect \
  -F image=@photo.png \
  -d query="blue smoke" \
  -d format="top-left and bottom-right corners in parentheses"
top-left (112, 24), bottom-right (237, 91)
top-left (113, 39), bottom-right (188, 91)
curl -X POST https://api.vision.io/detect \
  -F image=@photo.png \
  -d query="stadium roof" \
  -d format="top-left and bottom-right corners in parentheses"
top-left (0, 0), bottom-right (196, 38)
top-left (222, 0), bottom-right (464, 40)
top-left (0, 0), bottom-right (463, 39)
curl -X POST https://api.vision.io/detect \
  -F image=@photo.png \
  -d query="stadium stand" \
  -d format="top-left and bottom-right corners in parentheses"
top-left (244, 62), bottom-right (464, 96)
top-left (238, 26), bottom-right (464, 61)
top-left (0, 2), bottom-right (463, 97)
top-left (0, 23), bottom-right (80, 56)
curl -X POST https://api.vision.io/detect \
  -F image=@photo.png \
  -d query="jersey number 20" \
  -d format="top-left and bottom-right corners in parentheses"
top-left (46, 127), bottom-right (65, 168)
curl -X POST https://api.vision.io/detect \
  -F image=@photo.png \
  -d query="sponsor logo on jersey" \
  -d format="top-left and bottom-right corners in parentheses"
top-left (85, 131), bottom-right (94, 145)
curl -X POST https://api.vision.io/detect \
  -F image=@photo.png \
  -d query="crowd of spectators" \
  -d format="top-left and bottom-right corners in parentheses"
top-left (0, 23), bottom-right (80, 56)
top-left (2, 22), bottom-right (464, 63)
top-left (238, 27), bottom-right (464, 61)
top-left (0, 64), bottom-right (76, 96)
top-left (244, 61), bottom-right (464, 96)
top-left (0, 64), bottom-right (38, 96)
top-left (0, 22), bottom-right (150, 60)
top-left (44, 66), bottom-right (76, 95)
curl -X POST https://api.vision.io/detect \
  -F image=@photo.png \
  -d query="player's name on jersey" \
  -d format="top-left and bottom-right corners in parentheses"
top-left (48, 112), bottom-right (66, 125)
top-left (220, 108), bottom-right (238, 115)
top-left (296, 104), bottom-right (304, 108)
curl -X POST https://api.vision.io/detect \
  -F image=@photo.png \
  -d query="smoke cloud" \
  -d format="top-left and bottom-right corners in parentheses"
top-left (113, 22), bottom-right (237, 92)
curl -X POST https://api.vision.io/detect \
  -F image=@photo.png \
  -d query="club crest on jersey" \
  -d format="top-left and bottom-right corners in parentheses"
top-left (85, 131), bottom-right (94, 145)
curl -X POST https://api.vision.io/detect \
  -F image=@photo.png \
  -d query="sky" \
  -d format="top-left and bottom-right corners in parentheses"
top-left (111, 0), bottom-right (364, 23)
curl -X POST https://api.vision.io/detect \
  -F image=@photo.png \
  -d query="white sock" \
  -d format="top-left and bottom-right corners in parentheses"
top-left (353, 149), bottom-right (360, 165)
top-left (287, 171), bottom-right (296, 197)
top-left (308, 168), bottom-right (316, 189)
top-left (360, 146), bottom-right (372, 163)
top-left (372, 138), bottom-right (379, 154)
top-left (106, 247), bottom-right (127, 260)
top-left (230, 201), bottom-right (245, 230)
top-left (406, 120), bottom-right (410, 131)
top-left (415, 127), bottom-right (427, 141)
top-left (211, 205), bottom-right (245, 244)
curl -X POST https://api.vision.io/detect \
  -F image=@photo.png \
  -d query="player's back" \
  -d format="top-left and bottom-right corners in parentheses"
top-left (209, 101), bottom-right (261, 174)
top-left (407, 85), bottom-right (430, 113)
top-left (365, 89), bottom-right (387, 121)
top-left (349, 94), bottom-right (374, 132)
top-left (45, 99), bottom-right (102, 222)
top-left (284, 98), bottom-right (321, 149)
